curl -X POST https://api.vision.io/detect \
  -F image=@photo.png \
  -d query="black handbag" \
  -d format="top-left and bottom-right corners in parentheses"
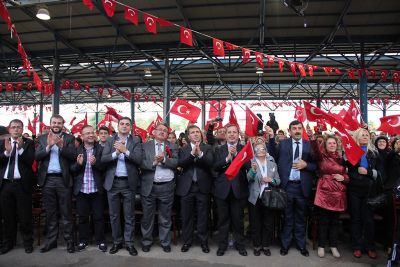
top-left (366, 192), bottom-right (388, 209)
top-left (261, 187), bottom-right (287, 210)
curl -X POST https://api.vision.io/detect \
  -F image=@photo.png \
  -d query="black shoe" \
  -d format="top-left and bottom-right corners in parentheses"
top-left (201, 244), bottom-right (210, 253)
top-left (181, 244), bottom-right (191, 252)
top-left (161, 245), bottom-right (171, 253)
top-left (67, 242), bottom-right (75, 253)
top-left (25, 246), bottom-right (33, 254)
top-left (126, 246), bottom-right (138, 256)
top-left (77, 242), bottom-right (87, 251)
top-left (263, 248), bottom-right (271, 256)
top-left (98, 243), bottom-right (107, 252)
top-left (280, 248), bottom-right (288, 256)
top-left (216, 248), bottom-right (225, 256)
top-left (142, 245), bottom-right (151, 253)
top-left (40, 243), bottom-right (57, 253)
top-left (109, 244), bottom-right (123, 254)
top-left (300, 248), bottom-right (309, 257)
top-left (0, 246), bottom-right (13, 255)
top-left (238, 248), bottom-right (247, 256)
top-left (253, 248), bottom-right (261, 256)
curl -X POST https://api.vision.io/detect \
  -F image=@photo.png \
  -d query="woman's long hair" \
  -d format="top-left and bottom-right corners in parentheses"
top-left (352, 128), bottom-right (377, 154)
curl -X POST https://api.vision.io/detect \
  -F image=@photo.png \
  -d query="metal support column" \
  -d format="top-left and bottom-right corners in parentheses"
top-left (359, 43), bottom-right (368, 123)
top-left (130, 87), bottom-right (135, 123)
top-left (51, 41), bottom-right (60, 115)
top-left (163, 50), bottom-right (171, 126)
top-left (201, 84), bottom-right (206, 129)
top-left (316, 83), bottom-right (321, 108)
top-left (95, 102), bottom-right (99, 126)
top-left (382, 102), bottom-right (387, 117)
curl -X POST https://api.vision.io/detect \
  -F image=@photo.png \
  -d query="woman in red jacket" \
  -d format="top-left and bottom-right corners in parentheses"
top-left (312, 135), bottom-right (349, 258)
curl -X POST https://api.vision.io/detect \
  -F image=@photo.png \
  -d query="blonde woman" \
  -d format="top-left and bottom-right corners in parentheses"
top-left (247, 142), bottom-right (280, 256)
top-left (347, 128), bottom-right (380, 259)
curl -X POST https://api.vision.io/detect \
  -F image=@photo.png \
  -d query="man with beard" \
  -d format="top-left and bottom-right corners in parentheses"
top-left (35, 114), bottom-right (76, 253)
top-left (272, 120), bottom-right (316, 257)
top-left (0, 120), bottom-right (35, 254)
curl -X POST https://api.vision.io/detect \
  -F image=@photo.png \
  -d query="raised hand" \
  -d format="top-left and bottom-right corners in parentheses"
top-left (4, 138), bottom-right (12, 154)
top-left (77, 154), bottom-right (84, 165)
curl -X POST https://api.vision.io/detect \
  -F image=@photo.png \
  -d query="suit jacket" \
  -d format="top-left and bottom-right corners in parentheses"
top-left (140, 140), bottom-right (178, 197)
top-left (35, 132), bottom-right (76, 188)
top-left (213, 143), bottom-right (250, 200)
top-left (0, 137), bottom-right (35, 193)
top-left (101, 134), bottom-right (142, 192)
top-left (70, 143), bottom-right (105, 196)
top-left (176, 143), bottom-right (214, 196)
top-left (247, 158), bottom-right (280, 205)
top-left (275, 138), bottom-right (316, 198)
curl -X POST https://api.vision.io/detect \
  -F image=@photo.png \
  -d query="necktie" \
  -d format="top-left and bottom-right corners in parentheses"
top-left (7, 141), bottom-right (17, 180)
top-left (157, 143), bottom-right (163, 154)
top-left (294, 141), bottom-right (300, 161)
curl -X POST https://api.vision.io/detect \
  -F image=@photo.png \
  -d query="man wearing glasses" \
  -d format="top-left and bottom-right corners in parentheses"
top-left (140, 122), bottom-right (178, 253)
top-left (101, 117), bottom-right (142, 256)
top-left (0, 119), bottom-right (35, 254)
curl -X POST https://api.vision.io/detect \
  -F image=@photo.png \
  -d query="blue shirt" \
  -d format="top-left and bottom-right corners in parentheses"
top-left (48, 144), bottom-right (62, 174)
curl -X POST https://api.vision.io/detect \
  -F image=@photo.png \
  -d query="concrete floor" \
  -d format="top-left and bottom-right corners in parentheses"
top-left (0, 240), bottom-right (389, 267)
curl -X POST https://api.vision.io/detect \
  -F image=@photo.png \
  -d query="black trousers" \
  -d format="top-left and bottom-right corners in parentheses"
top-left (249, 199), bottom-right (274, 248)
top-left (42, 176), bottom-right (73, 245)
top-left (215, 190), bottom-right (246, 250)
top-left (317, 208), bottom-right (340, 247)
top-left (348, 192), bottom-right (375, 250)
top-left (76, 192), bottom-right (105, 244)
top-left (0, 180), bottom-right (33, 248)
top-left (180, 183), bottom-right (210, 245)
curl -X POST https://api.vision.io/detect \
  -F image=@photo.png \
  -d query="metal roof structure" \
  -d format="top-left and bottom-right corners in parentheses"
top-left (0, 0), bottom-right (399, 107)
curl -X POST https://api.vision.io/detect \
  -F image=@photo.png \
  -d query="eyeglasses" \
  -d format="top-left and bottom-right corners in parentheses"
top-left (9, 126), bottom-right (23, 130)
top-left (255, 147), bottom-right (266, 152)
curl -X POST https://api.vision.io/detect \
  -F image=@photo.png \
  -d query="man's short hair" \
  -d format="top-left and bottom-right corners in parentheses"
top-left (288, 120), bottom-right (302, 129)
top-left (50, 114), bottom-right (65, 124)
top-left (118, 117), bottom-right (131, 124)
top-left (80, 125), bottom-right (93, 134)
top-left (9, 119), bottom-right (24, 128)
top-left (98, 126), bottom-right (109, 132)
top-left (187, 125), bottom-right (201, 133)
top-left (155, 122), bottom-right (169, 130)
top-left (225, 123), bottom-right (239, 132)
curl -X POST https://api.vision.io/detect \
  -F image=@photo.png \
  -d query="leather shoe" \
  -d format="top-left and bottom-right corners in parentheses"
top-left (367, 250), bottom-right (377, 259)
top-left (201, 244), bottom-right (210, 253)
top-left (300, 248), bottom-right (309, 257)
top-left (25, 246), bottom-right (33, 254)
top-left (126, 246), bottom-right (138, 256)
top-left (109, 243), bottom-right (123, 254)
top-left (142, 245), bottom-right (151, 253)
top-left (40, 243), bottom-right (57, 253)
top-left (280, 248), bottom-right (288, 256)
top-left (253, 248), bottom-right (261, 256)
top-left (0, 246), bottom-right (13, 255)
top-left (263, 248), bottom-right (271, 256)
top-left (238, 247), bottom-right (247, 256)
top-left (67, 242), bottom-right (75, 253)
top-left (216, 248), bottom-right (225, 256)
top-left (353, 249), bottom-right (362, 258)
top-left (162, 245), bottom-right (171, 253)
top-left (181, 244), bottom-right (191, 252)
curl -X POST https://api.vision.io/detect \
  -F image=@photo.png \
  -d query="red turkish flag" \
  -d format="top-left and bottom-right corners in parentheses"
top-left (228, 105), bottom-right (239, 128)
top-left (204, 120), bottom-right (223, 132)
top-left (98, 87), bottom-right (104, 96)
top-left (297, 63), bottom-right (306, 77)
top-left (336, 131), bottom-right (365, 166)
top-left (39, 122), bottom-right (49, 134)
top-left (225, 141), bottom-right (254, 180)
top-left (208, 100), bottom-right (227, 120)
top-left (155, 113), bottom-right (163, 125)
top-left (180, 27), bottom-right (193, 46)
top-left (307, 65), bottom-right (314, 76)
top-left (213, 38), bottom-right (225, 57)
top-left (108, 88), bottom-right (113, 97)
top-left (157, 18), bottom-right (173, 27)
top-left (225, 42), bottom-right (238, 50)
top-left (28, 118), bottom-right (36, 135)
top-left (143, 13), bottom-right (157, 34)
top-left (278, 58), bottom-right (284, 72)
top-left (146, 121), bottom-right (156, 135)
top-left (294, 106), bottom-right (306, 123)
top-left (393, 71), bottom-right (400, 83)
top-left (242, 48), bottom-right (251, 64)
top-left (335, 68), bottom-right (342, 75)
top-left (105, 105), bottom-right (123, 120)
top-left (102, 0), bottom-right (116, 17)
top-left (245, 106), bottom-right (261, 137)
top-left (343, 99), bottom-right (361, 131)
top-left (170, 98), bottom-right (201, 123)
top-left (71, 113), bottom-right (88, 134)
top-left (69, 116), bottom-right (77, 126)
top-left (97, 114), bottom-right (114, 129)
top-left (377, 115), bottom-right (400, 135)
top-left (381, 70), bottom-right (388, 81)
top-left (289, 61), bottom-right (296, 76)
top-left (267, 55), bottom-right (275, 67)
top-left (255, 52), bottom-right (264, 69)
top-left (303, 102), bottom-right (326, 122)
top-left (124, 6), bottom-right (139, 26)
top-left (323, 67), bottom-right (332, 75)
top-left (83, 0), bottom-right (94, 10)
top-left (33, 71), bottom-right (43, 92)
top-left (369, 69), bottom-right (376, 79)
top-left (348, 69), bottom-right (355, 79)
top-left (133, 123), bottom-right (148, 141)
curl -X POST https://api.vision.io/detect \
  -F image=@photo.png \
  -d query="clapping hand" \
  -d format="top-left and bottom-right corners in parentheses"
top-left (77, 154), bottom-right (84, 165)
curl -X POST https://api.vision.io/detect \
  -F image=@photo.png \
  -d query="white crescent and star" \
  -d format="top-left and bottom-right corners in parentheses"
top-left (241, 152), bottom-right (247, 162)
top-left (216, 41), bottom-right (222, 50)
top-left (244, 51), bottom-right (250, 57)
top-left (183, 29), bottom-right (190, 39)
top-left (388, 116), bottom-right (400, 127)
top-left (127, 8), bottom-right (136, 16)
top-left (104, 0), bottom-right (113, 6)
top-left (310, 107), bottom-right (322, 116)
top-left (146, 17), bottom-right (154, 26)
top-left (177, 105), bottom-right (189, 115)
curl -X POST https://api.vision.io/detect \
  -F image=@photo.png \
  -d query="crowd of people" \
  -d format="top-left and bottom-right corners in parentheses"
top-left (0, 113), bottom-right (399, 262)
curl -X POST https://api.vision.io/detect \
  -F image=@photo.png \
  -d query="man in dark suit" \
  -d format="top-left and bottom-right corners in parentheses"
top-left (140, 122), bottom-right (178, 253)
top-left (0, 119), bottom-right (35, 254)
top-left (213, 124), bottom-right (250, 257)
top-left (177, 125), bottom-right (213, 253)
top-left (70, 125), bottom-right (106, 252)
top-left (101, 117), bottom-right (142, 256)
top-left (273, 120), bottom-right (316, 257)
top-left (35, 114), bottom-right (76, 253)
